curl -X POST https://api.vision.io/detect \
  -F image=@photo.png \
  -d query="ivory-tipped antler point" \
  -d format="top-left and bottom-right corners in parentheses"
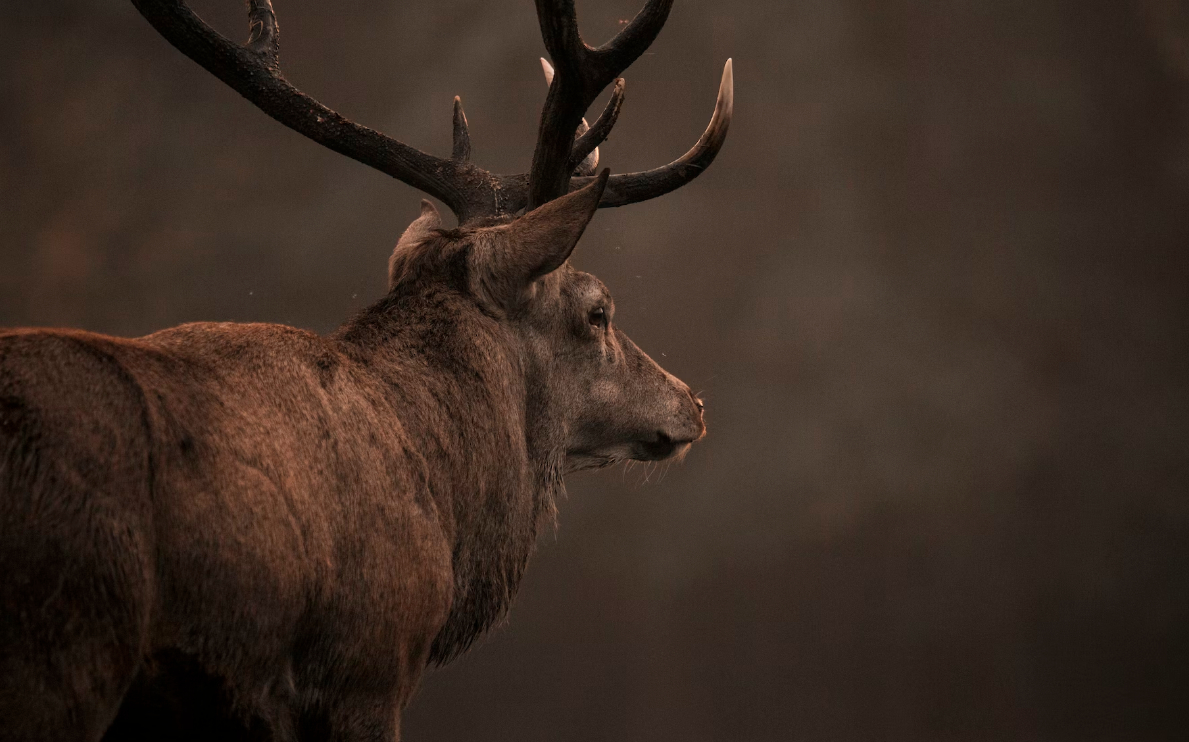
top-left (721, 59), bottom-right (734, 111)
top-left (452, 96), bottom-right (472, 163)
top-left (715, 60), bottom-right (734, 132)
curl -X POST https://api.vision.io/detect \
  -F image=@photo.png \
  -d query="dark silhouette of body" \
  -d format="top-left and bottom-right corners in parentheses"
top-left (0, 1), bottom-right (731, 739)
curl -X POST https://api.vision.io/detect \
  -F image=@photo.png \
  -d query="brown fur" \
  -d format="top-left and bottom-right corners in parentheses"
top-left (0, 181), bottom-right (704, 741)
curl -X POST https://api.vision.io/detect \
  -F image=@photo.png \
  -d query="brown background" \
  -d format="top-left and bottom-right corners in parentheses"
top-left (3, 1), bottom-right (1188, 740)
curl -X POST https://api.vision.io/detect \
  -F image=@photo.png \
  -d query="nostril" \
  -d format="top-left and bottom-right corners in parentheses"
top-left (695, 398), bottom-right (704, 411)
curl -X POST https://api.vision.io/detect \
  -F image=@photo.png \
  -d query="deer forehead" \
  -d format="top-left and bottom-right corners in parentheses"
top-left (558, 271), bottom-right (612, 309)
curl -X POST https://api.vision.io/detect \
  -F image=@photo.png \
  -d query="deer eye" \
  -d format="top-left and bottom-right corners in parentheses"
top-left (588, 306), bottom-right (608, 329)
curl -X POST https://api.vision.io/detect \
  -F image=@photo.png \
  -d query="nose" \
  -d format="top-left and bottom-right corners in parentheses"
top-left (689, 388), bottom-right (705, 416)
top-left (686, 389), bottom-right (707, 441)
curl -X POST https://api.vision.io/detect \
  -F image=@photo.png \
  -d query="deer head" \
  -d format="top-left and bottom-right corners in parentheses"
top-left (390, 177), bottom-right (707, 474)
top-left (131, 0), bottom-right (732, 469)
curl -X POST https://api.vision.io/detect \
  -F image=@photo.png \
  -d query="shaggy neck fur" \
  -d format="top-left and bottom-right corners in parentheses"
top-left (333, 274), bottom-right (564, 665)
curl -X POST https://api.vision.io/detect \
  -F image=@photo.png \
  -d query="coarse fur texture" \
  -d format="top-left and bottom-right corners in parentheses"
top-left (0, 178), bottom-right (706, 741)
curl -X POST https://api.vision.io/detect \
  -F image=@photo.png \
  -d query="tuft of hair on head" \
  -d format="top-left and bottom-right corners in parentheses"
top-left (389, 199), bottom-right (445, 291)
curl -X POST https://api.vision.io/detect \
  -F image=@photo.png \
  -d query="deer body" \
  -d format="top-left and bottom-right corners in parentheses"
top-left (1, 0), bottom-right (731, 738)
top-left (1, 212), bottom-right (710, 739)
top-left (0, 306), bottom-right (531, 736)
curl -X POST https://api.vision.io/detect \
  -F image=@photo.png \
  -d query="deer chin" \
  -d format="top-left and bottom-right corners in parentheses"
top-left (564, 445), bottom-right (627, 473)
top-left (565, 434), bottom-right (694, 472)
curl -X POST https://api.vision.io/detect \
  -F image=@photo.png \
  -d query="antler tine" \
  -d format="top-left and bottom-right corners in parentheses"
top-left (587, 0), bottom-right (674, 81)
top-left (528, 0), bottom-right (674, 209)
top-left (539, 59), bottom-right (626, 177)
top-left (452, 97), bottom-right (472, 163)
top-left (571, 78), bottom-right (625, 174)
top-left (572, 58), bottom-right (734, 208)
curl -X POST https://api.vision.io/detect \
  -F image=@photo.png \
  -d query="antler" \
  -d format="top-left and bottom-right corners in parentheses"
top-left (131, 0), bottom-right (732, 224)
top-left (539, 58), bottom-right (626, 177)
top-left (569, 58), bottom-right (733, 208)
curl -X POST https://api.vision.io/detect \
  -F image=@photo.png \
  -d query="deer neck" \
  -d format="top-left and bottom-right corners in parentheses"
top-left (334, 292), bottom-right (564, 663)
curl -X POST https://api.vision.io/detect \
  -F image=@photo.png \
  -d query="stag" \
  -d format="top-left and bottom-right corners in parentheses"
top-left (0, 0), bottom-right (731, 738)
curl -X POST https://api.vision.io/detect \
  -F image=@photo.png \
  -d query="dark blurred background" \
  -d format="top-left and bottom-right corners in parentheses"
top-left (3, 1), bottom-right (1188, 739)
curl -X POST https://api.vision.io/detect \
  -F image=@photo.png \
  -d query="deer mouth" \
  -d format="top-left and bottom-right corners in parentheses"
top-left (633, 431), bottom-right (695, 462)
top-left (564, 432), bottom-right (696, 472)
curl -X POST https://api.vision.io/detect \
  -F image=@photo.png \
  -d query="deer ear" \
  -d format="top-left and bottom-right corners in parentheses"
top-left (389, 200), bottom-right (442, 290)
top-left (475, 170), bottom-right (609, 309)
